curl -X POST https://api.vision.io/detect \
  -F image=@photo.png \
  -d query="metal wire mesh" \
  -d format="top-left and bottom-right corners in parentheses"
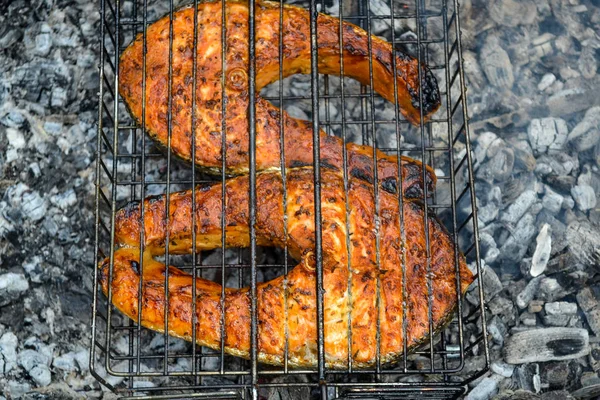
top-left (90, 0), bottom-right (489, 398)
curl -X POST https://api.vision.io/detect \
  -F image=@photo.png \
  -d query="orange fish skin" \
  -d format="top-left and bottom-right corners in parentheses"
top-left (100, 168), bottom-right (472, 369)
top-left (118, 0), bottom-right (440, 199)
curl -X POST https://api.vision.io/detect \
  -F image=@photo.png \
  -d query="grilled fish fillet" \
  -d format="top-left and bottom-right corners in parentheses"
top-left (99, 168), bottom-right (473, 369)
top-left (119, 0), bottom-right (441, 198)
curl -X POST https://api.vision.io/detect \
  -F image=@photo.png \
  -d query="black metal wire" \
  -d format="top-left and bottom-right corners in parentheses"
top-left (362, 0), bottom-right (383, 376)
top-left (451, 0), bottom-right (491, 378)
top-left (103, 0), bottom-right (121, 378)
top-left (441, 0), bottom-right (467, 375)
top-left (192, 0), bottom-right (200, 383)
top-left (336, 0), bottom-right (356, 375)
top-left (91, 0), bottom-right (489, 397)
top-left (413, 0), bottom-right (437, 373)
top-left (278, 0), bottom-right (291, 374)
top-left (162, 0), bottom-right (175, 375)
top-left (89, 0), bottom-right (109, 387)
top-left (308, 1), bottom-right (327, 397)
top-left (384, 0), bottom-right (411, 374)
top-left (217, 2), bottom-right (228, 379)
top-left (135, 0), bottom-right (149, 377)
top-left (247, 0), bottom-right (259, 398)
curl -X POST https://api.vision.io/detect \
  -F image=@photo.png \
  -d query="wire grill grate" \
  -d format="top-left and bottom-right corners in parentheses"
top-left (91, 0), bottom-right (489, 398)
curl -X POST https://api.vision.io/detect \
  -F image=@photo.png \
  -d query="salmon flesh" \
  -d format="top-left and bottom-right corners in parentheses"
top-left (118, 0), bottom-right (441, 199)
top-left (99, 168), bottom-right (473, 369)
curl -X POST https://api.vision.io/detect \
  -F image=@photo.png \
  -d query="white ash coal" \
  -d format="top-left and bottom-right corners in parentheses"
top-left (0, 0), bottom-right (101, 397)
top-left (458, 0), bottom-right (600, 398)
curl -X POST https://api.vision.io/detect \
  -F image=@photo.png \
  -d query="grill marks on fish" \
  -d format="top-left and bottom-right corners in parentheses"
top-left (100, 168), bottom-right (473, 369)
top-left (118, 0), bottom-right (440, 200)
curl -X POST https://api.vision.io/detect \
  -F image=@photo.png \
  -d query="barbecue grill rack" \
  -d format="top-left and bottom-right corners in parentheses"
top-left (90, 0), bottom-right (489, 398)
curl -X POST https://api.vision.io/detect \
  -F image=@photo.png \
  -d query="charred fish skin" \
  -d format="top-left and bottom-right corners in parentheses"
top-left (100, 168), bottom-right (473, 369)
top-left (118, 0), bottom-right (440, 199)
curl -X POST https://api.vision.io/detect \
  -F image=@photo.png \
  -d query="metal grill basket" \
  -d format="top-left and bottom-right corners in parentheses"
top-left (91, 0), bottom-right (489, 398)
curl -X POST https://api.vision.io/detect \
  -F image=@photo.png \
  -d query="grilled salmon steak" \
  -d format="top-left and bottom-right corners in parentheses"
top-left (99, 168), bottom-right (473, 369)
top-left (118, 0), bottom-right (441, 199)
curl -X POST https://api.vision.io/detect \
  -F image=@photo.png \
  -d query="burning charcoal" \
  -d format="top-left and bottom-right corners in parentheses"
top-left (492, 361), bottom-right (515, 378)
top-left (547, 83), bottom-right (600, 117)
top-left (543, 314), bottom-right (571, 327)
top-left (544, 252), bottom-right (582, 276)
top-left (466, 376), bottom-right (500, 400)
top-left (0, 332), bottom-right (18, 374)
top-left (5, 382), bottom-right (31, 400)
top-left (201, 355), bottom-right (220, 372)
top-left (504, 328), bottom-right (590, 364)
top-left (571, 384), bottom-right (600, 400)
top-left (544, 362), bottom-right (570, 389)
top-left (501, 175), bottom-right (532, 206)
top-left (471, 108), bottom-right (530, 131)
top-left (538, 73), bottom-right (557, 92)
top-left (480, 35), bottom-right (514, 89)
top-left (528, 300), bottom-right (544, 314)
top-left (578, 45), bottom-right (598, 80)
top-left (6, 183), bottom-right (47, 223)
top-left (545, 302), bottom-right (578, 316)
top-left (488, 316), bottom-right (509, 346)
top-left (567, 106), bottom-right (600, 152)
top-left (319, 101), bottom-right (339, 125)
top-left (516, 276), bottom-right (542, 309)
top-left (368, 0), bottom-right (397, 35)
top-left (559, 66), bottom-right (580, 81)
top-left (512, 363), bottom-right (540, 393)
top-left (542, 186), bottom-right (563, 215)
top-left (500, 190), bottom-right (538, 225)
top-left (18, 349), bottom-right (52, 387)
top-left (0, 21), bottom-right (23, 50)
top-left (489, 0), bottom-right (536, 27)
top-left (477, 186), bottom-right (502, 226)
top-left (589, 341), bottom-right (600, 374)
top-left (533, 32), bottom-right (557, 58)
top-left (479, 232), bottom-right (500, 264)
top-left (1, 110), bottom-right (26, 129)
top-left (49, 189), bottom-right (77, 211)
top-left (536, 277), bottom-right (569, 302)
top-left (0, 273), bottom-right (29, 307)
top-left (52, 352), bottom-right (78, 372)
top-left (510, 139), bottom-right (537, 172)
top-left (467, 262), bottom-right (502, 305)
top-left (527, 118), bottom-right (568, 154)
top-left (489, 295), bottom-right (515, 321)
top-left (495, 390), bottom-right (540, 400)
top-left (544, 174), bottom-right (577, 194)
top-left (566, 220), bottom-right (600, 266)
top-left (34, 32), bottom-right (52, 58)
top-left (529, 223), bottom-right (551, 277)
top-left (474, 131), bottom-right (499, 165)
top-left (5, 128), bottom-right (26, 163)
top-left (552, 152), bottom-right (580, 176)
top-left (263, 378), bottom-right (312, 400)
top-left (22, 384), bottom-right (98, 399)
top-left (577, 164), bottom-right (595, 187)
top-left (581, 371), bottom-right (600, 387)
top-left (463, 51), bottom-right (486, 92)
top-left (0, 202), bottom-right (15, 239)
top-left (480, 141), bottom-right (515, 182)
top-left (572, 372), bottom-right (600, 399)
top-left (520, 312), bottom-right (537, 327)
top-left (500, 213), bottom-right (537, 262)
top-left (576, 286), bottom-right (600, 336)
